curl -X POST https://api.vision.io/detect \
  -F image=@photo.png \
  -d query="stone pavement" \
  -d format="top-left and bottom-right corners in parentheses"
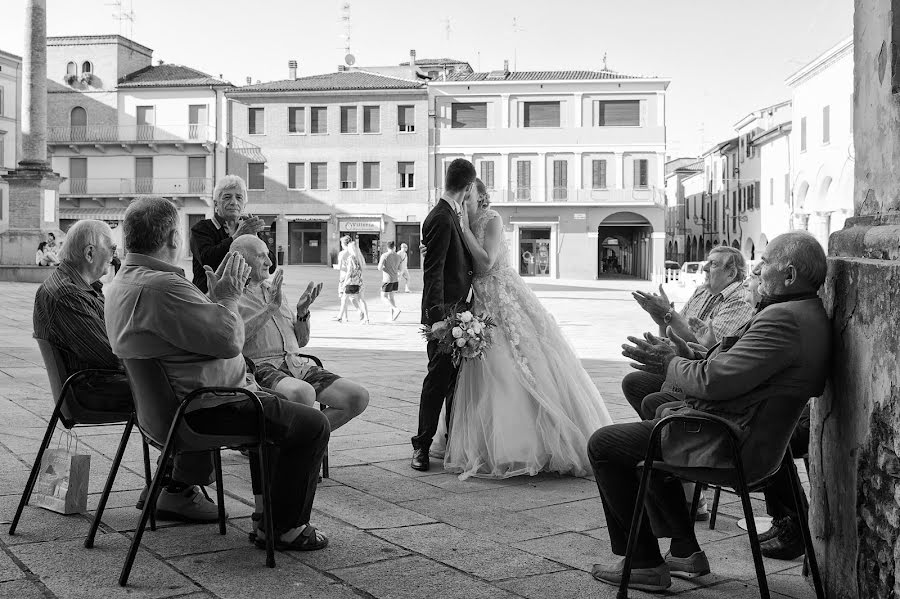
top-left (0, 266), bottom-right (814, 599)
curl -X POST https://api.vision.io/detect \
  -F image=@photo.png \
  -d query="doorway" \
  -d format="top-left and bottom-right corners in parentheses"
top-left (288, 221), bottom-right (326, 264)
top-left (395, 223), bottom-right (421, 269)
top-left (519, 227), bottom-right (551, 277)
top-left (342, 232), bottom-right (380, 265)
top-left (596, 211), bottom-right (653, 279)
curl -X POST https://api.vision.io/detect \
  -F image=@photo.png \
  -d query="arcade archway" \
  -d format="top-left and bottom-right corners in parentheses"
top-left (597, 212), bottom-right (654, 279)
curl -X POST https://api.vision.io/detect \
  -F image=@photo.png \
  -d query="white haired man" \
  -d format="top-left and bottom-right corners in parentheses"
top-left (106, 197), bottom-right (331, 550)
top-left (33, 219), bottom-right (220, 522)
top-left (232, 235), bottom-right (369, 431)
top-left (190, 174), bottom-right (275, 293)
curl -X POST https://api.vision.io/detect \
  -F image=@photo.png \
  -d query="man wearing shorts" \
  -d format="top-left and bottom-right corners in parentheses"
top-left (233, 236), bottom-right (369, 431)
top-left (377, 241), bottom-right (403, 321)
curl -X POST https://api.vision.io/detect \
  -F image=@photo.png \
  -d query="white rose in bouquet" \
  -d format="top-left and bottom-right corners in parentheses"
top-left (451, 326), bottom-right (464, 338)
top-left (455, 337), bottom-right (467, 347)
top-left (472, 322), bottom-right (483, 334)
top-left (459, 311), bottom-right (473, 323)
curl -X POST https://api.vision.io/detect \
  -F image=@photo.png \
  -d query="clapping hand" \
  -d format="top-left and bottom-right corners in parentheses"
top-left (296, 281), bottom-right (323, 316)
top-left (632, 284), bottom-right (673, 326)
top-left (268, 269), bottom-right (285, 309)
top-left (233, 215), bottom-right (265, 238)
top-left (687, 315), bottom-right (716, 348)
top-left (621, 331), bottom-right (677, 375)
top-left (204, 252), bottom-right (251, 303)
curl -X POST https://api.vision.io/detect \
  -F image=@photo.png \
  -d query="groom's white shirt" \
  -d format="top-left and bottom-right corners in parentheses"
top-left (442, 196), bottom-right (461, 217)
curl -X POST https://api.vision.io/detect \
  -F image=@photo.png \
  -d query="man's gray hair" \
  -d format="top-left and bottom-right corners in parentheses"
top-left (58, 220), bottom-right (112, 263)
top-left (231, 234), bottom-right (266, 259)
top-left (708, 245), bottom-right (746, 281)
top-left (123, 196), bottom-right (179, 254)
top-left (769, 230), bottom-right (827, 289)
top-left (213, 175), bottom-right (247, 204)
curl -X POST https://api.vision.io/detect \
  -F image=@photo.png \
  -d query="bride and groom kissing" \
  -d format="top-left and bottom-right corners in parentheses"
top-left (410, 158), bottom-right (613, 480)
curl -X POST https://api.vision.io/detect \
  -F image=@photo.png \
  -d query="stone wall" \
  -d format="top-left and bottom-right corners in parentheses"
top-left (814, 1), bottom-right (900, 597)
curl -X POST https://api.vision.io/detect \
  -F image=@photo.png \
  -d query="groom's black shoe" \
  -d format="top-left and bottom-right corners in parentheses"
top-left (411, 448), bottom-right (430, 471)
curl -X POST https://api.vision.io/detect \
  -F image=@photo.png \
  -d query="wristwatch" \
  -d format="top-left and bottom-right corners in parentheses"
top-left (663, 310), bottom-right (674, 324)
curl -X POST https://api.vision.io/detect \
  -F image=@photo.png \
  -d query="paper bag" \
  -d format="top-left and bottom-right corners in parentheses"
top-left (32, 432), bottom-right (90, 515)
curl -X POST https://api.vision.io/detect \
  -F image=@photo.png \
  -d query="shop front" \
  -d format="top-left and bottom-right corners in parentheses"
top-left (339, 217), bottom-right (383, 265)
top-left (284, 215), bottom-right (329, 265)
top-left (507, 216), bottom-right (558, 279)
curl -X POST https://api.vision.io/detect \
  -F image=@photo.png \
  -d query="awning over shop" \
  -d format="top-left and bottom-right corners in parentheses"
top-left (59, 207), bottom-right (128, 221)
top-left (338, 215), bottom-right (384, 232)
top-left (284, 214), bottom-right (331, 221)
top-left (509, 215), bottom-right (559, 224)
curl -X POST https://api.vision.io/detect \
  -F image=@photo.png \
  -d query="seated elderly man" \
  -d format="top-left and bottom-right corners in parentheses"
top-left (190, 175), bottom-right (275, 294)
top-left (106, 197), bottom-right (331, 551)
top-left (587, 231), bottom-right (830, 592)
top-left (624, 246), bottom-right (755, 416)
top-left (33, 219), bottom-right (220, 522)
top-left (231, 235), bottom-right (369, 430)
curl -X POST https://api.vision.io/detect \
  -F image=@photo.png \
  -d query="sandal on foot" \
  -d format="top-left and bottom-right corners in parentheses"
top-left (255, 524), bottom-right (329, 552)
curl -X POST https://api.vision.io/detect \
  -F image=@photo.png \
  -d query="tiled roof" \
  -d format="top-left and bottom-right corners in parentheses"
top-left (400, 58), bottom-right (469, 66)
top-left (231, 70), bottom-right (425, 93)
top-left (118, 64), bottom-right (230, 88)
top-left (446, 69), bottom-right (649, 82)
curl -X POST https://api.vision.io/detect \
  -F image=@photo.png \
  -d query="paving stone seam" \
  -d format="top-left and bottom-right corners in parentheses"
top-left (0, 537), bottom-right (60, 598)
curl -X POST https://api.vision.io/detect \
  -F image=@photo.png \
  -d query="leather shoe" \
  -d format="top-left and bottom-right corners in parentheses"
top-left (761, 518), bottom-right (805, 560)
top-left (411, 448), bottom-right (430, 471)
top-left (591, 559), bottom-right (671, 593)
top-left (155, 486), bottom-right (223, 522)
top-left (665, 550), bottom-right (710, 576)
top-left (757, 516), bottom-right (790, 544)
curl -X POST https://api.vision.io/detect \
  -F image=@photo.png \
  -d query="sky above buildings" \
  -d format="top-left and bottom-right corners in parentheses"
top-left (5, 0), bottom-right (851, 158)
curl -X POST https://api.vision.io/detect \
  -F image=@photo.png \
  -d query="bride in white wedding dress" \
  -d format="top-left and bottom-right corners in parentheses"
top-left (435, 180), bottom-right (614, 480)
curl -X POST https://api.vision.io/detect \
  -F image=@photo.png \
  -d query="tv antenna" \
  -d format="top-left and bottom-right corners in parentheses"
top-left (442, 16), bottom-right (452, 42)
top-left (512, 17), bottom-right (525, 71)
top-left (340, 1), bottom-right (354, 66)
top-left (106, 0), bottom-right (135, 39)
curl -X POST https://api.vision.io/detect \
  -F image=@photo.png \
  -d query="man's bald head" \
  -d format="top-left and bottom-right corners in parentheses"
top-left (232, 234), bottom-right (272, 283)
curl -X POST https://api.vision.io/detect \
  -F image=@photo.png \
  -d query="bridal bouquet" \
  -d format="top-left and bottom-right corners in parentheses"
top-left (422, 305), bottom-right (496, 367)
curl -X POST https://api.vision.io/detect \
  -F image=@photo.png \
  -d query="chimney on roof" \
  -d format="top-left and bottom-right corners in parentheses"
top-left (288, 60), bottom-right (298, 80)
top-left (158, 59), bottom-right (164, 66)
top-left (503, 59), bottom-right (509, 75)
top-left (246, 76), bottom-right (252, 85)
top-left (409, 49), bottom-right (417, 80)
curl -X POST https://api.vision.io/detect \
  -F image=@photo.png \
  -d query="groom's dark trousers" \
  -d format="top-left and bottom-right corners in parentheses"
top-left (412, 340), bottom-right (458, 450)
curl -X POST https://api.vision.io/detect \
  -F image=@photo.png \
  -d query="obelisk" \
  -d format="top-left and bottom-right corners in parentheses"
top-left (0, 0), bottom-right (61, 279)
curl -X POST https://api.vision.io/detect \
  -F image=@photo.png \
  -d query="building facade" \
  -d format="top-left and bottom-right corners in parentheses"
top-left (429, 67), bottom-right (669, 280)
top-left (45, 35), bottom-right (229, 252)
top-left (664, 158), bottom-right (702, 264)
top-left (0, 49), bottom-right (22, 235)
top-left (226, 68), bottom-right (428, 266)
top-left (786, 36), bottom-right (854, 249)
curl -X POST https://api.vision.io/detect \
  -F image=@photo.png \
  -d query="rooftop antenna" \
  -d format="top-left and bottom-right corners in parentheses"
top-left (602, 52), bottom-right (608, 71)
top-left (340, 1), bottom-right (355, 67)
top-left (106, 0), bottom-right (135, 40)
top-left (442, 16), bottom-right (452, 42)
top-left (512, 17), bottom-right (524, 71)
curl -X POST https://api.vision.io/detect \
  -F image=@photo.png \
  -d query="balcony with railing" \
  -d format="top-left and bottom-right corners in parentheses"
top-left (48, 124), bottom-right (217, 144)
top-left (60, 177), bottom-right (213, 196)
top-left (476, 186), bottom-right (665, 206)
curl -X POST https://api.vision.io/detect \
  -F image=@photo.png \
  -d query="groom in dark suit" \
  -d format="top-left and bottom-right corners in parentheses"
top-left (411, 158), bottom-right (476, 471)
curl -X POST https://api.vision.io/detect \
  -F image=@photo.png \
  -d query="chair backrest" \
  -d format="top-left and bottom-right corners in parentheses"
top-left (121, 358), bottom-right (180, 448)
top-left (36, 338), bottom-right (70, 418)
top-left (741, 395), bottom-right (811, 484)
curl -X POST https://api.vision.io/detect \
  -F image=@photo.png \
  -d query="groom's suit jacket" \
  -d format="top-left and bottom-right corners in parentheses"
top-left (420, 198), bottom-right (473, 326)
top-left (660, 297), bottom-right (830, 479)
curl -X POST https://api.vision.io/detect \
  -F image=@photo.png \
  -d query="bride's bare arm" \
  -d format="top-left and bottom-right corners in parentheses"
top-left (460, 215), bottom-right (503, 272)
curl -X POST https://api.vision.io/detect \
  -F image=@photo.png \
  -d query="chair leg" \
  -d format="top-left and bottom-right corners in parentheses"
top-left (141, 438), bottom-right (156, 532)
top-left (213, 450), bottom-right (226, 536)
top-left (736, 478), bottom-right (770, 599)
top-left (709, 486), bottom-right (722, 530)
top-left (9, 408), bottom-right (62, 535)
top-left (258, 443), bottom-right (276, 568)
top-left (85, 416), bottom-right (134, 548)
top-left (320, 403), bottom-right (329, 479)
top-left (689, 480), bottom-right (702, 521)
top-left (119, 433), bottom-right (178, 587)
top-left (787, 455), bottom-right (825, 599)
top-left (617, 462), bottom-right (656, 599)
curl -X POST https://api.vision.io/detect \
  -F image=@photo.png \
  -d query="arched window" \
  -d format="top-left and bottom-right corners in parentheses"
top-left (66, 61), bottom-right (77, 76)
top-left (82, 61), bottom-right (93, 74)
top-left (70, 106), bottom-right (87, 141)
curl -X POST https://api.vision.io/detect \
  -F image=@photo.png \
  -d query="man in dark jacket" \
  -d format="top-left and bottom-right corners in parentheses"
top-left (410, 158), bottom-right (476, 471)
top-left (190, 174), bottom-right (275, 293)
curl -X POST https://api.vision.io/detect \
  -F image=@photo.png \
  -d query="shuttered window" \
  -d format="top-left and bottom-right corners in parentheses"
top-left (633, 159), bottom-right (648, 188)
top-left (784, 173), bottom-right (791, 205)
top-left (340, 162), bottom-right (357, 188)
top-left (596, 101), bottom-right (640, 126)
top-left (363, 106), bottom-right (380, 133)
top-left (340, 106), bottom-right (357, 133)
top-left (552, 160), bottom-right (568, 200)
top-left (451, 103), bottom-right (488, 128)
top-left (247, 163), bottom-right (264, 190)
top-left (288, 163), bottom-right (304, 189)
top-left (398, 162), bottom-right (415, 188)
top-left (248, 108), bottom-right (264, 134)
top-left (398, 106), bottom-right (415, 132)
top-left (822, 105), bottom-right (830, 144)
top-left (310, 162), bottom-right (327, 189)
top-left (800, 117), bottom-right (807, 151)
top-left (523, 102), bottom-right (560, 128)
top-left (516, 161), bottom-right (532, 199)
top-left (480, 162), bottom-right (495, 189)
top-left (288, 107), bottom-right (304, 133)
top-left (592, 160), bottom-right (607, 189)
top-left (310, 107), bottom-right (327, 134)
top-left (363, 162), bottom-right (380, 189)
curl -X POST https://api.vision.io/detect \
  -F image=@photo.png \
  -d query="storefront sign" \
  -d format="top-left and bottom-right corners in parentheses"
top-left (339, 219), bottom-right (380, 232)
top-left (573, 213), bottom-right (586, 220)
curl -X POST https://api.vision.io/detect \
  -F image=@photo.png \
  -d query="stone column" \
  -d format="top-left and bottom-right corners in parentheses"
top-left (0, 0), bottom-right (62, 278)
top-left (815, 2), bottom-right (900, 597)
